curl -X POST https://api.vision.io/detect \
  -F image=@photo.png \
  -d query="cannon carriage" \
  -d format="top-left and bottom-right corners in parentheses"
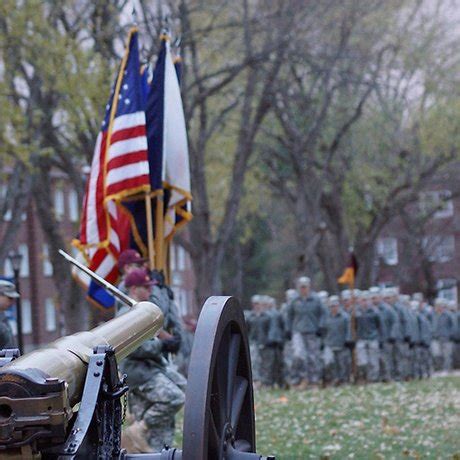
top-left (0, 255), bottom-right (274, 460)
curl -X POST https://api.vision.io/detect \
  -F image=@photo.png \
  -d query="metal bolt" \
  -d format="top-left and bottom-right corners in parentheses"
top-left (94, 372), bottom-right (100, 377)
top-left (96, 360), bottom-right (103, 366)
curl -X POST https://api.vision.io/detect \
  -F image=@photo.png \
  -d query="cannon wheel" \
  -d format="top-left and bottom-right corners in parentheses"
top-left (182, 296), bottom-right (263, 460)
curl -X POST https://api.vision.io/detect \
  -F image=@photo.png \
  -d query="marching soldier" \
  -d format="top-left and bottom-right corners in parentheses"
top-left (417, 300), bottom-right (433, 377)
top-left (121, 268), bottom-right (186, 452)
top-left (409, 300), bottom-right (423, 379)
top-left (340, 289), bottom-right (354, 383)
top-left (245, 295), bottom-right (264, 385)
top-left (387, 289), bottom-right (408, 381)
top-left (401, 295), bottom-right (418, 380)
top-left (432, 298), bottom-right (455, 371)
top-left (281, 289), bottom-right (298, 387)
top-left (370, 287), bottom-right (397, 382)
top-left (266, 296), bottom-right (286, 388)
top-left (285, 276), bottom-right (327, 388)
top-left (323, 295), bottom-right (352, 385)
top-left (355, 291), bottom-right (382, 383)
top-left (453, 303), bottom-right (460, 369)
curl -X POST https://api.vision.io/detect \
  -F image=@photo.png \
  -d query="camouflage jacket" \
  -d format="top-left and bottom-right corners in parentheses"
top-left (356, 306), bottom-right (382, 341)
top-left (433, 311), bottom-right (455, 340)
top-left (0, 312), bottom-right (15, 350)
top-left (418, 312), bottom-right (432, 346)
top-left (285, 293), bottom-right (327, 335)
top-left (324, 309), bottom-right (352, 349)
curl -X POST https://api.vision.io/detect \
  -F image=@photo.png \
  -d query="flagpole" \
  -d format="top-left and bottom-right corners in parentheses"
top-left (350, 280), bottom-right (358, 384)
top-left (155, 192), bottom-right (165, 271)
top-left (145, 194), bottom-right (155, 270)
top-left (164, 241), bottom-right (171, 285)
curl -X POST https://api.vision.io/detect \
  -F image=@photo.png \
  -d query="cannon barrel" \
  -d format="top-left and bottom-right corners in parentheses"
top-left (2, 300), bottom-right (163, 406)
top-left (0, 301), bottom-right (163, 451)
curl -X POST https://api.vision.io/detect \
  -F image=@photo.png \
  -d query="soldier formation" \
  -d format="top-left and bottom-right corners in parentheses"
top-left (246, 277), bottom-right (460, 389)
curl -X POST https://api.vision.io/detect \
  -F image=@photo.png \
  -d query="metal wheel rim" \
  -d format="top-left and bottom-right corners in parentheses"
top-left (182, 296), bottom-right (256, 460)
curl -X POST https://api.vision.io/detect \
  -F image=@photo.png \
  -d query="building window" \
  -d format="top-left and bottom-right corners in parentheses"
top-left (419, 190), bottom-right (454, 218)
top-left (19, 244), bottom-right (29, 277)
top-left (170, 244), bottom-right (176, 271)
top-left (177, 246), bottom-right (186, 271)
top-left (43, 244), bottom-right (53, 277)
top-left (423, 235), bottom-right (455, 263)
top-left (3, 209), bottom-right (11, 221)
top-left (436, 279), bottom-right (458, 303)
top-left (377, 237), bottom-right (398, 265)
top-left (5, 244), bottom-right (30, 278)
top-left (172, 287), bottom-right (187, 316)
top-left (68, 189), bottom-right (79, 222)
top-left (21, 299), bottom-right (32, 334)
top-left (54, 188), bottom-right (65, 220)
top-left (45, 298), bottom-right (57, 332)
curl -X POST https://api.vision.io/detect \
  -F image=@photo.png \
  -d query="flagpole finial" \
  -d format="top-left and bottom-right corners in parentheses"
top-left (131, 5), bottom-right (138, 26)
top-left (173, 35), bottom-right (182, 57)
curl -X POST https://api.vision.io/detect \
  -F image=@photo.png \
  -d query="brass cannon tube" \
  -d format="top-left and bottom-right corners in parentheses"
top-left (2, 301), bottom-right (163, 406)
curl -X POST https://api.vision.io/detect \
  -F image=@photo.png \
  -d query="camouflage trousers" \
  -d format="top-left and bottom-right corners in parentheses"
top-left (128, 367), bottom-right (186, 452)
top-left (411, 345), bottom-right (428, 379)
top-left (379, 342), bottom-right (393, 382)
top-left (323, 347), bottom-right (350, 384)
top-left (291, 332), bottom-right (322, 384)
top-left (418, 345), bottom-right (432, 378)
top-left (440, 340), bottom-right (453, 371)
top-left (259, 345), bottom-right (284, 387)
top-left (250, 342), bottom-right (262, 382)
top-left (283, 340), bottom-right (294, 385)
top-left (431, 339), bottom-right (452, 371)
top-left (393, 342), bottom-right (409, 381)
top-left (356, 339), bottom-right (379, 382)
top-left (454, 342), bottom-right (460, 370)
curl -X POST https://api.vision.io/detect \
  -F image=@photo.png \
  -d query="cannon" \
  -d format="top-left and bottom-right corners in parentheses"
top-left (0, 252), bottom-right (273, 460)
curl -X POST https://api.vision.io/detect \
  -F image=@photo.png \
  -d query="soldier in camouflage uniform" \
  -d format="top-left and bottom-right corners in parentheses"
top-left (370, 287), bottom-right (397, 382)
top-left (323, 295), bottom-right (352, 385)
top-left (285, 277), bottom-right (327, 388)
top-left (0, 280), bottom-right (19, 349)
top-left (121, 269), bottom-right (186, 452)
top-left (245, 295), bottom-right (263, 385)
top-left (149, 269), bottom-right (183, 358)
top-left (250, 296), bottom-right (283, 388)
top-left (432, 299), bottom-right (455, 371)
top-left (452, 303), bottom-right (460, 369)
top-left (266, 296), bottom-right (286, 388)
top-left (280, 289), bottom-right (298, 387)
top-left (355, 291), bottom-right (382, 383)
top-left (408, 300), bottom-right (423, 379)
top-left (405, 295), bottom-right (421, 380)
top-left (340, 290), bottom-right (355, 383)
top-left (387, 289), bottom-right (409, 381)
top-left (416, 297), bottom-right (433, 378)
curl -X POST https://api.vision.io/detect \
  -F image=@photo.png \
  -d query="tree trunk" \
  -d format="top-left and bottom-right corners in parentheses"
top-left (32, 160), bottom-right (88, 333)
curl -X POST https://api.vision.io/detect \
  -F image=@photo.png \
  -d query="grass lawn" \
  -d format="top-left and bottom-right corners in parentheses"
top-left (176, 375), bottom-right (460, 459)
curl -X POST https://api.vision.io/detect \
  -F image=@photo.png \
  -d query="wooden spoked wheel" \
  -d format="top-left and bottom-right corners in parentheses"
top-left (182, 297), bottom-right (272, 460)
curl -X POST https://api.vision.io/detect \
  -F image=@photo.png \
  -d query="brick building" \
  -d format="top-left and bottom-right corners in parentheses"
top-left (0, 171), bottom-right (196, 351)
top-left (376, 166), bottom-right (460, 303)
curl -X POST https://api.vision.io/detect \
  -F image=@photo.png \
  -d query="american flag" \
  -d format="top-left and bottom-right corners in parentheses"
top-left (75, 28), bottom-right (150, 300)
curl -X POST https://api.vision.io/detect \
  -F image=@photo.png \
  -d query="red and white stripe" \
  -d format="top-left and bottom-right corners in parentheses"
top-left (78, 110), bottom-right (149, 283)
top-left (106, 111), bottom-right (150, 198)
